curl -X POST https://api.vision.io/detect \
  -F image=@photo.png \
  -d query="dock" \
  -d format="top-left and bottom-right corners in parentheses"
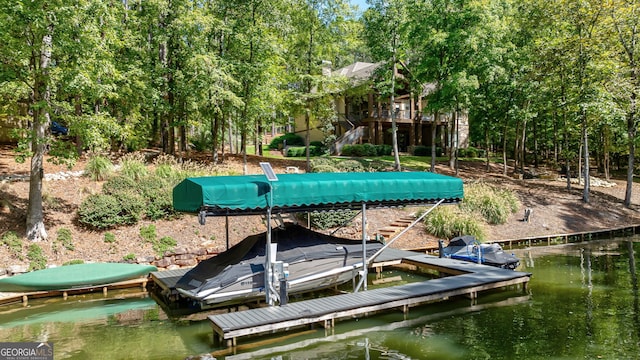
top-left (0, 277), bottom-right (150, 307)
top-left (208, 253), bottom-right (531, 347)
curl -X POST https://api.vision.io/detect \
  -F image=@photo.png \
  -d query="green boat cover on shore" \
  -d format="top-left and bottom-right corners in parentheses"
top-left (0, 263), bottom-right (158, 292)
top-left (173, 171), bottom-right (464, 215)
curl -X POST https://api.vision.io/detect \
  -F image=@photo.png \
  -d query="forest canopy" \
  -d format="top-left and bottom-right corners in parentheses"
top-left (0, 0), bottom-right (639, 240)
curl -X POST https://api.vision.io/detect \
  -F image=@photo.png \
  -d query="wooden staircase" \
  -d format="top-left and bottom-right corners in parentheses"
top-left (375, 216), bottom-right (416, 241)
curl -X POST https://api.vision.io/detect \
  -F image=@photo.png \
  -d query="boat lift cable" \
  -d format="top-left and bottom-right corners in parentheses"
top-left (367, 198), bottom-right (445, 265)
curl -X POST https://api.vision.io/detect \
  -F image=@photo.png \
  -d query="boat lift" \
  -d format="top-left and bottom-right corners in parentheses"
top-left (172, 165), bottom-right (464, 306)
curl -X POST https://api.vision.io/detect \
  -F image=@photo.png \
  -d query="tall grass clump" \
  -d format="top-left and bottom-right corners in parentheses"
top-left (1, 231), bottom-right (23, 259)
top-left (461, 183), bottom-right (520, 224)
top-left (85, 155), bottom-right (113, 181)
top-left (119, 152), bottom-right (148, 180)
top-left (423, 206), bottom-right (485, 240)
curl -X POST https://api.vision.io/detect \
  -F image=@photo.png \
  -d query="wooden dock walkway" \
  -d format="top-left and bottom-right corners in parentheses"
top-left (208, 254), bottom-right (531, 347)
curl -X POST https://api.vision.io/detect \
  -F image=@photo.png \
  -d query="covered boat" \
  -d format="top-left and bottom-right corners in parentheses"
top-left (0, 263), bottom-right (157, 292)
top-left (439, 235), bottom-right (520, 270)
top-left (175, 224), bottom-right (384, 306)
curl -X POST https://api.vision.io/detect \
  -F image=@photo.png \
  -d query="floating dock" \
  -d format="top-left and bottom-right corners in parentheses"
top-left (207, 253), bottom-right (531, 348)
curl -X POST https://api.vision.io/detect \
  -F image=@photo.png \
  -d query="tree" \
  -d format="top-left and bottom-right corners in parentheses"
top-left (609, 0), bottom-right (639, 207)
top-left (0, 0), bottom-right (76, 241)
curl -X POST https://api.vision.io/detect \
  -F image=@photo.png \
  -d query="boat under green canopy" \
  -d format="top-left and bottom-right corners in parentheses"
top-left (173, 171), bottom-right (464, 216)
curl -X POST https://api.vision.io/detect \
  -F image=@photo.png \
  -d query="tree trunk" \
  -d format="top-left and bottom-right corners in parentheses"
top-left (26, 28), bottom-right (54, 242)
top-left (624, 90), bottom-right (637, 207)
top-left (582, 107), bottom-right (590, 203)
top-left (431, 111), bottom-right (438, 173)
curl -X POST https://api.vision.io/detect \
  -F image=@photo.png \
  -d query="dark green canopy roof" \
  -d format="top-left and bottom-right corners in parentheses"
top-left (173, 171), bottom-right (464, 216)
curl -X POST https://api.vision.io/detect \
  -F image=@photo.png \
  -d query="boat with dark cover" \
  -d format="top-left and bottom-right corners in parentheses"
top-left (439, 235), bottom-right (520, 270)
top-left (175, 224), bottom-right (384, 306)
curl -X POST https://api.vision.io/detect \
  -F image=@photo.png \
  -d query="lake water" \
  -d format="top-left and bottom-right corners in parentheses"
top-left (1, 237), bottom-right (638, 359)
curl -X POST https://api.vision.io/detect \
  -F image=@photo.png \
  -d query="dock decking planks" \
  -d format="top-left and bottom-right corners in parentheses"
top-left (209, 254), bottom-right (531, 347)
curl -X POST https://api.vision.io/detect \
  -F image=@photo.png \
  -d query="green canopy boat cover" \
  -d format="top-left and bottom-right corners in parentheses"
top-left (173, 171), bottom-right (463, 215)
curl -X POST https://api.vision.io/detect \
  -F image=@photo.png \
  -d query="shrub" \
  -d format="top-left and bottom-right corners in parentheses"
top-left (140, 224), bottom-right (157, 243)
top-left (56, 228), bottom-right (74, 251)
top-left (139, 176), bottom-right (175, 220)
top-left (376, 144), bottom-right (393, 156)
top-left (341, 144), bottom-right (379, 157)
top-left (27, 244), bottom-right (47, 271)
top-left (311, 164), bottom-right (339, 173)
top-left (85, 155), bottom-right (113, 181)
top-left (413, 146), bottom-right (429, 156)
top-left (335, 160), bottom-right (365, 172)
top-left (78, 192), bottom-right (145, 229)
top-left (1, 231), bottom-right (23, 259)
top-left (310, 157), bottom-right (339, 173)
top-left (269, 133), bottom-right (305, 149)
top-left (102, 176), bottom-right (138, 195)
top-left (154, 236), bottom-right (177, 256)
top-left (299, 210), bottom-right (360, 230)
top-left (123, 253), bottom-right (136, 262)
top-left (104, 232), bottom-right (116, 243)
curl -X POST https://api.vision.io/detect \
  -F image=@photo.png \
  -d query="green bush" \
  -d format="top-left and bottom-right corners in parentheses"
top-left (413, 146), bottom-right (429, 156)
top-left (413, 145), bottom-right (443, 157)
top-left (27, 244), bottom-right (47, 271)
top-left (335, 160), bottom-right (365, 172)
top-left (310, 157), bottom-right (339, 172)
top-left (1, 231), bottom-right (23, 259)
top-left (154, 236), bottom-right (177, 256)
top-left (104, 232), bottom-right (116, 243)
top-left (299, 210), bottom-right (360, 230)
top-left (139, 176), bottom-right (175, 220)
top-left (190, 131), bottom-right (212, 152)
top-left (341, 144), bottom-right (386, 157)
top-left (140, 224), bottom-right (157, 243)
top-left (376, 144), bottom-right (393, 156)
top-left (56, 228), bottom-right (74, 251)
top-left (85, 155), bottom-right (113, 181)
top-left (269, 133), bottom-right (305, 149)
top-left (311, 164), bottom-right (339, 173)
top-left (123, 253), bottom-right (136, 262)
top-left (285, 145), bottom-right (323, 157)
top-left (78, 192), bottom-right (145, 229)
top-left (102, 176), bottom-right (138, 195)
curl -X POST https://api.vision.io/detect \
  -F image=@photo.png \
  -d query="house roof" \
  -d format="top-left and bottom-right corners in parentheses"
top-left (332, 62), bottom-right (381, 82)
top-left (173, 171), bottom-right (464, 216)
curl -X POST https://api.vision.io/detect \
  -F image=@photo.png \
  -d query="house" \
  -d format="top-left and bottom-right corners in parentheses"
top-left (293, 61), bottom-right (469, 155)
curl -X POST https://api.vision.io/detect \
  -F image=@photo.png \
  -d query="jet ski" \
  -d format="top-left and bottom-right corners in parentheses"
top-left (439, 235), bottom-right (520, 270)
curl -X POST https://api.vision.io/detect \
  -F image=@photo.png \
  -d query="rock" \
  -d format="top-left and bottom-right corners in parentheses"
top-left (175, 253), bottom-right (195, 261)
top-left (166, 264), bottom-right (181, 271)
top-left (153, 258), bottom-right (173, 268)
top-left (0, 268), bottom-right (6, 276)
top-left (175, 258), bottom-right (197, 267)
top-left (136, 256), bottom-right (155, 264)
top-left (172, 247), bottom-right (189, 255)
top-left (8, 264), bottom-right (28, 275)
